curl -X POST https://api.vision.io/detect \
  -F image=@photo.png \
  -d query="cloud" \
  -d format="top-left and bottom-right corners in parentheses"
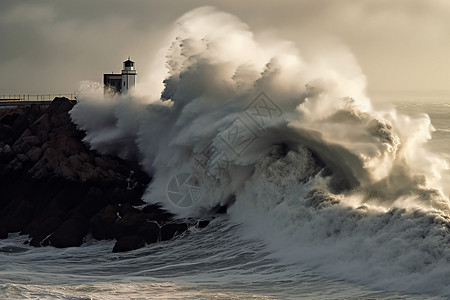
top-left (0, 0), bottom-right (449, 94)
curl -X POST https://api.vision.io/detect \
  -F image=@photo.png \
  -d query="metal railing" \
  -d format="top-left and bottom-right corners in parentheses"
top-left (0, 94), bottom-right (76, 102)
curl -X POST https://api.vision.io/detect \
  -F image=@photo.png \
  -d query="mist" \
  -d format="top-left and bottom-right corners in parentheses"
top-left (70, 6), bottom-right (449, 216)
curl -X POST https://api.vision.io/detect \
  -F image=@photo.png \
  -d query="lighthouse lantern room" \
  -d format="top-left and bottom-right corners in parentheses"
top-left (121, 57), bottom-right (137, 93)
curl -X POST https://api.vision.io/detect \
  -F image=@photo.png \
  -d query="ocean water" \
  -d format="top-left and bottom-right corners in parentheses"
top-left (0, 92), bottom-right (449, 300)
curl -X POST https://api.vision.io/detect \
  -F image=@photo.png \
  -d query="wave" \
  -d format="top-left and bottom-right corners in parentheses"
top-left (69, 6), bottom-right (450, 296)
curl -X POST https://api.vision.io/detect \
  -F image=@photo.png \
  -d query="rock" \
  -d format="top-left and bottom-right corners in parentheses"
top-left (0, 246), bottom-right (29, 253)
top-left (114, 213), bottom-right (146, 238)
top-left (0, 229), bottom-right (7, 239)
top-left (49, 215), bottom-right (89, 248)
top-left (0, 124), bottom-right (12, 146)
top-left (0, 98), bottom-right (153, 250)
top-left (25, 146), bottom-right (42, 162)
top-left (47, 97), bottom-right (75, 115)
top-left (137, 222), bottom-right (160, 244)
top-left (0, 113), bottom-right (19, 126)
top-left (160, 223), bottom-right (188, 241)
top-left (142, 204), bottom-right (174, 222)
top-left (91, 204), bottom-right (119, 240)
top-left (28, 215), bottom-right (63, 247)
top-left (4, 199), bottom-right (34, 233)
top-left (111, 188), bottom-right (145, 206)
top-left (118, 203), bottom-right (140, 217)
top-left (0, 144), bottom-right (14, 164)
top-left (112, 235), bottom-right (145, 253)
top-left (197, 220), bottom-right (210, 229)
top-left (72, 186), bottom-right (108, 219)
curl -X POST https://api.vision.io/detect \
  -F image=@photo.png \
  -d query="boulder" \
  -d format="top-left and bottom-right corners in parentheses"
top-left (4, 199), bottom-right (34, 233)
top-left (72, 186), bottom-right (108, 219)
top-left (49, 215), bottom-right (89, 248)
top-left (197, 220), bottom-right (210, 229)
top-left (114, 213), bottom-right (146, 238)
top-left (118, 203), bottom-right (140, 217)
top-left (0, 98), bottom-right (153, 250)
top-left (137, 222), bottom-right (160, 244)
top-left (112, 235), bottom-right (145, 253)
top-left (142, 204), bottom-right (174, 222)
top-left (0, 229), bottom-right (7, 239)
top-left (91, 204), bottom-right (119, 240)
top-left (28, 215), bottom-right (63, 247)
top-left (160, 223), bottom-right (189, 241)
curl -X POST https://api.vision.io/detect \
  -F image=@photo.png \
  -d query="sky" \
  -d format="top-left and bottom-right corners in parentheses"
top-left (1, 0), bottom-right (449, 96)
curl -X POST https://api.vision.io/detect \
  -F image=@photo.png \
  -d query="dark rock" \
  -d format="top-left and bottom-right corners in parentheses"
top-left (0, 113), bottom-right (20, 126)
top-left (46, 97), bottom-right (75, 115)
top-left (142, 203), bottom-right (174, 222)
top-left (91, 204), bottom-right (119, 240)
top-left (160, 223), bottom-right (188, 241)
top-left (28, 215), bottom-right (63, 247)
top-left (72, 186), bottom-right (108, 219)
top-left (0, 245), bottom-right (29, 253)
top-left (0, 125), bottom-right (13, 146)
top-left (118, 203), bottom-right (140, 217)
top-left (49, 216), bottom-right (89, 248)
top-left (0, 98), bottom-right (154, 250)
top-left (210, 204), bottom-right (229, 215)
top-left (197, 220), bottom-right (210, 229)
top-left (111, 188), bottom-right (144, 206)
top-left (137, 222), bottom-right (160, 244)
top-left (112, 235), bottom-right (145, 253)
top-left (114, 213), bottom-right (146, 238)
top-left (4, 199), bottom-right (34, 233)
top-left (41, 237), bottom-right (50, 247)
top-left (0, 229), bottom-right (7, 239)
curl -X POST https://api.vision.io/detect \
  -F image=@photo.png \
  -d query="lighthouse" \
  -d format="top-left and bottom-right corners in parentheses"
top-left (121, 57), bottom-right (137, 93)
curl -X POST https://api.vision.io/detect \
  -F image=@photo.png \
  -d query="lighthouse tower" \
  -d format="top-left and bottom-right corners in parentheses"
top-left (121, 57), bottom-right (136, 93)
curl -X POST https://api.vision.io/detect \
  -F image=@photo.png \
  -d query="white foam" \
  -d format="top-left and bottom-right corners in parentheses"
top-left (69, 6), bottom-right (450, 296)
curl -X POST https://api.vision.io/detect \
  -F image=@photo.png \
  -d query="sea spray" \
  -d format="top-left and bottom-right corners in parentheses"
top-left (70, 6), bottom-right (450, 296)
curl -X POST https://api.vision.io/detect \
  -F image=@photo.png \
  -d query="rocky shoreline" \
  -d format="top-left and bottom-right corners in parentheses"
top-left (0, 98), bottom-right (208, 252)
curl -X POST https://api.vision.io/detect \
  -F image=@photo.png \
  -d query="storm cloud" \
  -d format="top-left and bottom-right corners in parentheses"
top-left (1, 0), bottom-right (449, 95)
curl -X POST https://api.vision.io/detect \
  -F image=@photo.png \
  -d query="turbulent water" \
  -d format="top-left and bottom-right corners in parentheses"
top-left (1, 7), bottom-right (450, 299)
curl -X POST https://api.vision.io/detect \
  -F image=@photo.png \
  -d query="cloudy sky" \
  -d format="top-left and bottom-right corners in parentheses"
top-left (1, 0), bottom-right (449, 96)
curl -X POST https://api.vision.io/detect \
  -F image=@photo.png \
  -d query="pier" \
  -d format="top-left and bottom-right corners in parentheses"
top-left (0, 94), bottom-right (76, 107)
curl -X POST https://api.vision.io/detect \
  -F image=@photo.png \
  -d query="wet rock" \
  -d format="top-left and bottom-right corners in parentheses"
top-left (112, 235), bottom-right (145, 253)
top-left (142, 204), bottom-right (174, 222)
top-left (0, 245), bottom-right (29, 253)
top-left (197, 220), bottom-right (210, 229)
top-left (0, 113), bottom-right (19, 126)
top-left (91, 204), bottom-right (119, 240)
top-left (118, 203), bottom-right (140, 217)
top-left (114, 213), bottom-right (146, 238)
top-left (160, 223), bottom-right (188, 241)
top-left (137, 222), bottom-right (160, 244)
top-left (72, 186), bottom-right (108, 219)
top-left (49, 215), bottom-right (89, 248)
top-left (0, 98), bottom-right (153, 250)
top-left (4, 199), bottom-right (34, 233)
top-left (0, 144), bottom-right (14, 162)
top-left (28, 215), bottom-right (63, 247)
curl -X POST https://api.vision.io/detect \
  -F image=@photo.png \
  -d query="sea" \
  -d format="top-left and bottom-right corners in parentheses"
top-left (0, 91), bottom-right (449, 299)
